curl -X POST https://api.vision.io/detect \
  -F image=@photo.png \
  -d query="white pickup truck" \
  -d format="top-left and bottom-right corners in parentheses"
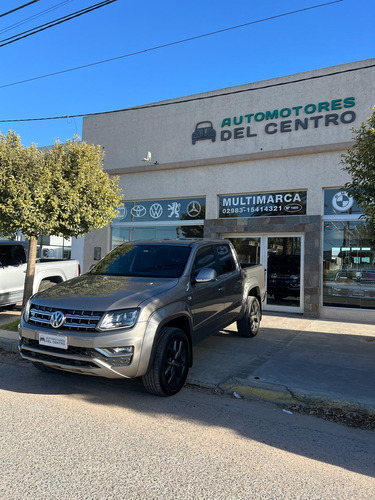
top-left (0, 240), bottom-right (80, 308)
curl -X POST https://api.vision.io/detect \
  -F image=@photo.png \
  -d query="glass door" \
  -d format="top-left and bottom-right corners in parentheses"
top-left (265, 236), bottom-right (303, 313)
top-left (226, 234), bottom-right (304, 313)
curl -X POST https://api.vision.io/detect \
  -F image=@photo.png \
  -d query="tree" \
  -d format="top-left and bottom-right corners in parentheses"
top-left (341, 107), bottom-right (375, 227)
top-left (0, 131), bottom-right (122, 306)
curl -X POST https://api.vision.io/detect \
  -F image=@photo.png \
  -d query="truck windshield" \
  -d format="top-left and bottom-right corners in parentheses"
top-left (90, 244), bottom-right (191, 278)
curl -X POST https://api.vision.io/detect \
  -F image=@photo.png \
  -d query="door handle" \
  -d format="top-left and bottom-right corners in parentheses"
top-left (218, 287), bottom-right (225, 292)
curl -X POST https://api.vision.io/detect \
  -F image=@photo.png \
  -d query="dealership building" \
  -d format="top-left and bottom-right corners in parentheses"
top-left (75, 58), bottom-right (375, 322)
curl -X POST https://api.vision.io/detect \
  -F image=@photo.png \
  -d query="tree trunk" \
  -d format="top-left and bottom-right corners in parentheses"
top-left (22, 237), bottom-right (38, 308)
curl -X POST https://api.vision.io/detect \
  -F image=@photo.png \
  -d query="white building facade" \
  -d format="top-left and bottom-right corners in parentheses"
top-left (79, 58), bottom-right (375, 322)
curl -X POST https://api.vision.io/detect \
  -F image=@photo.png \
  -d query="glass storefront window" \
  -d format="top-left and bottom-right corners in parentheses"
top-left (111, 225), bottom-right (204, 248)
top-left (37, 236), bottom-right (72, 259)
top-left (323, 221), bottom-right (375, 309)
top-left (228, 237), bottom-right (261, 265)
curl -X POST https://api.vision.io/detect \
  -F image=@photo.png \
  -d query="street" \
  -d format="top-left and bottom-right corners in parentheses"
top-left (1, 353), bottom-right (374, 500)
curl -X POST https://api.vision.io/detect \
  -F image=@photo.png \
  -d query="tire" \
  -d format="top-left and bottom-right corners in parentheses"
top-left (237, 296), bottom-right (261, 338)
top-left (38, 280), bottom-right (55, 292)
top-left (32, 361), bottom-right (59, 373)
top-left (142, 327), bottom-right (190, 397)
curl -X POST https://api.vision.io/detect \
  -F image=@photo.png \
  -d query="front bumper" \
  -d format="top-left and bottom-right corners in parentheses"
top-left (19, 320), bottom-right (151, 379)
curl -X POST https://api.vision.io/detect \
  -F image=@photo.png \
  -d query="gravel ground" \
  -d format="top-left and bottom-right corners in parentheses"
top-left (288, 404), bottom-right (375, 431)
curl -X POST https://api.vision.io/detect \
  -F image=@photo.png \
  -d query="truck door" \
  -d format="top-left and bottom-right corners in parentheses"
top-left (214, 243), bottom-right (243, 321)
top-left (190, 245), bottom-right (226, 341)
top-left (0, 244), bottom-right (27, 306)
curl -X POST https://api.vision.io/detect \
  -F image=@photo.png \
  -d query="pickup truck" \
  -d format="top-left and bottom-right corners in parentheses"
top-left (0, 240), bottom-right (80, 308)
top-left (19, 239), bottom-right (265, 396)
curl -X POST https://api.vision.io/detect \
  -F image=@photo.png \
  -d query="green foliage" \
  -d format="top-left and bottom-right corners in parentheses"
top-left (341, 107), bottom-right (375, 226)
top-left (1, 319), bottom-right (20, 332)
top-left (0, 131), bottom-right (122, 239)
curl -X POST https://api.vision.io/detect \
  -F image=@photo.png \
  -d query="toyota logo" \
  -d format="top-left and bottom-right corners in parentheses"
top-left (131, 205), bottom-right (147, 218)
top-left (50, 311), bottom-right (65, 329)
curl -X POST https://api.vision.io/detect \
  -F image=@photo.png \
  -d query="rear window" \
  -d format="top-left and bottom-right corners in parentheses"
top-left (90, 244), bottom-right (191, 278)
top-left (0, 244), bottom-right (26, 266)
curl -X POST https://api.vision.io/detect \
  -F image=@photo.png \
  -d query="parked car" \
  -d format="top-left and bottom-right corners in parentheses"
top-left (0, 241), bottom-right (80, 308)
top-left (19, 239), bottom-right (265, 396)
top-left (323, 268), bottom-right (375, 308)
top-left (267, 254), bottom-right (300, 300)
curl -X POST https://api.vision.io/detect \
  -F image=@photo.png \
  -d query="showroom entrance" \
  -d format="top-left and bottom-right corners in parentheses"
top-left (226, 234), bottom-right (304, 314)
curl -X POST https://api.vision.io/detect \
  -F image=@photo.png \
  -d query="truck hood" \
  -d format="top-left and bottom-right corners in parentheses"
top-left (33, 274), bottom-right (179, 311)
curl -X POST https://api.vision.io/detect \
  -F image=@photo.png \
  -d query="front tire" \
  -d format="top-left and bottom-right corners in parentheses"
top-left (237, 296), bottom-right (261, 338)
top-left (142, 327), bottom-right (190, 397)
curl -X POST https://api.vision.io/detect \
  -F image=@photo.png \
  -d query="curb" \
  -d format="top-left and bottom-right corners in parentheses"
top-left (219, 377), bottom-right (375, 414)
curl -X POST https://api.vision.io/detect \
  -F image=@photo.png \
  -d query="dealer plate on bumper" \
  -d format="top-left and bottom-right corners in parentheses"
top-left (38, 333), bottom-right (68, 350)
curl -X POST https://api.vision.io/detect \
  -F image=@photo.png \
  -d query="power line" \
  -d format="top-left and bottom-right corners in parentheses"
top-left (0, 0), bottom-right (343, 88)
top-left (0, 0), bottom-right (117, 48)
top-left (0, 1), bottom-right (40, 20)
top-left (0, 62), bottom-right (372, 123)
top-left (0, 1), bottom-right (73, 36)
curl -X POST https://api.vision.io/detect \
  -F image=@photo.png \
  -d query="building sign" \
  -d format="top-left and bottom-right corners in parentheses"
top-left (114, 197), bottom-right (205, 223)
top-left (219, 191), bottom-right (307, 218)
top-left (192, 97), bottom-right (356, 145)
top-left (324, 188), bottom-right (361, 216)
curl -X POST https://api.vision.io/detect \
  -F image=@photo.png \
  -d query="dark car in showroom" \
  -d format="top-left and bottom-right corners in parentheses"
top-left (267, 254), bottom-right (300, 300)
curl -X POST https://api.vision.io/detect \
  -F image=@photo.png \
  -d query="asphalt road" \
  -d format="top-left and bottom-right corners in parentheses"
top-left (1, 354), bottom-right (374, 500)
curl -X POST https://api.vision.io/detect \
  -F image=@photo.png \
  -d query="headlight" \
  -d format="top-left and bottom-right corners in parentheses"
top-left (23, 299), bottom-right (31, 323)
top-left (97, 309), bottom-right (139, 330)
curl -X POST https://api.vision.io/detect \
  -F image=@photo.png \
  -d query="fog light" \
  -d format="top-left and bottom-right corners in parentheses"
top-left (95, 346), bottom-right (134, 357)
top-left (111, 347), bottom-right (133, 354)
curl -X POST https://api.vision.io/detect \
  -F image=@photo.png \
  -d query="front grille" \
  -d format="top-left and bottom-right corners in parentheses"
top-left (20, 337), bottom-right (133, 368)
top-left (28, 304), bottom-right (103, 331)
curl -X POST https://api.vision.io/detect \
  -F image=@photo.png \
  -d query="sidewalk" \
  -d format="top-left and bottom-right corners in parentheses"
top-left (1, 313), bottom-right (374, 412)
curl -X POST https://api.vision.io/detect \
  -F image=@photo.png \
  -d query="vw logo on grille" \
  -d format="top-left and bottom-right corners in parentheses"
top-left (50, 310), bottom-right (65, 329)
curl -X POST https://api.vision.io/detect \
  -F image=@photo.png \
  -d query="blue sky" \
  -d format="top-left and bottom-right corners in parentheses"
top-left (0, 0), bottom-right (373, 146)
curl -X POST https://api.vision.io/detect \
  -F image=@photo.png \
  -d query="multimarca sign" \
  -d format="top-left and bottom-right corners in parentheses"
top-left (219, 191), bottom-right (307, 218)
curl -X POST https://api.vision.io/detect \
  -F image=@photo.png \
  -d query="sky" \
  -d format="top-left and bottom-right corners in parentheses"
top-left (0, 0), bottom-right (373, 147)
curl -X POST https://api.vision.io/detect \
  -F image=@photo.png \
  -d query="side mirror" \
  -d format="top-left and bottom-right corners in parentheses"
top-left (195, 268), bottom-right (217, 283)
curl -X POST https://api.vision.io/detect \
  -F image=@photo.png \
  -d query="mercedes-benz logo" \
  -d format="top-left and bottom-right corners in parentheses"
top-left (150, 203), bottom-right (163, 219)
top-left (50, 310), bottom-right (65, 329)
top-left (131, 205), bottom-right (147, 218)
top-left (187, 201), bottom-right (201, 218)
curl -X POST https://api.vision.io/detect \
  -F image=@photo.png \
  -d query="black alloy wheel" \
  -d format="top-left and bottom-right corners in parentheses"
top-left (237, 296), bottom-right (261, 338)
top-left (142, 327), bottom-right (190, 397)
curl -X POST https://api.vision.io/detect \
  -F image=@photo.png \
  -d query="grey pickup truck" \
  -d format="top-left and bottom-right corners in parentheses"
top-left (19, 239), bottom-right (265, 396)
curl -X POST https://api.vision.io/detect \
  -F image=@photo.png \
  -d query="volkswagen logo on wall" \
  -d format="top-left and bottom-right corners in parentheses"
top-left (332, 191), bottom-right (354, 212)
top-left (150, 203), bottom-right (163, 219)
top-left (50, 311), bottom-right (66, 329)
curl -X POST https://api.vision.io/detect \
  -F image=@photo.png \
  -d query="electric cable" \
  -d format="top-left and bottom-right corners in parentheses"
top-left (0, 0), bottom-right (117, 48)
top-left (0, 1), bottom-right (73, 36)
top-left (0, 1), bottom-right (40, 20)
top-left (0, 0), bottom-right (343, 88)
top-left (0, 62), bottom-right (372, 123)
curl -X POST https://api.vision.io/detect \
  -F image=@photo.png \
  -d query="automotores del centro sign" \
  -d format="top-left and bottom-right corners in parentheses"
top-left (219, 191), bottom-right (307, 218)
top-left (191, 97), bottom-right (356, 145)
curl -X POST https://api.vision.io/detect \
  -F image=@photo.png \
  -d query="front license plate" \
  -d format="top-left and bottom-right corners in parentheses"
top-left (39, 333), bottom-right (68, 350)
